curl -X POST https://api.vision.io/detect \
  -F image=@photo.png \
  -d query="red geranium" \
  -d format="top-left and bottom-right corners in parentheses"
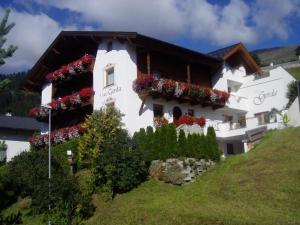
top-left (195, 117), bottom-right (206, 127)
top-left (204, 88), bottom-right (211, 97)
top-left (178, 115), bottom-right (194, 126)
top-left (79, 87), bottom-right (94, 102)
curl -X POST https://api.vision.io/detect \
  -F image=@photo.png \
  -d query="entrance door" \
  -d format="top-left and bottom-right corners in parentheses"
top-left (173, 106), bottom-right (182, 123)
top-left (227, 143), bottom-right (234, 155)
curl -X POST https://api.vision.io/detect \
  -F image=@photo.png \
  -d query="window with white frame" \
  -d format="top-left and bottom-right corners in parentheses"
top-left (104, 66), bottom-right (114, 87)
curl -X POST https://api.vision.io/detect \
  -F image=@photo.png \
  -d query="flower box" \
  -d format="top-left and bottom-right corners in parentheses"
top-left (29, 87), bottom-right (94, 120)
top-left (29, 124), bottom-right (85, 147)
top-left (133, 75), bottom-right (230, 108)
top-left (45, 54), bottom-right (95, 83)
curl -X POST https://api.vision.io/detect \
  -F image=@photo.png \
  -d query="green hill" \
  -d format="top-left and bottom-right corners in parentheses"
top-left (252, 45), bottom-right (299, 66)
top-left (5, 127), bottom-right (300, 225)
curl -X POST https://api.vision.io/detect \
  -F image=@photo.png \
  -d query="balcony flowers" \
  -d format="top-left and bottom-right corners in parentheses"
top-left (153, 116), bottom-right (168, 127)
top-left (45, 54), bottom-right (95, 83)
top-left (29, 87), bottom-right (94, 120)
top-left (29, 124), bottom-right (85, 147)
top-left (133, 75), bottom-right (230, 107)
top-left (177, 115), bottom-right (206, 128)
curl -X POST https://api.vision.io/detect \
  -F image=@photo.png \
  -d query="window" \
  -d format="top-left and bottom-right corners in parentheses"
top-left (105, 66), bottom-right (114, 87)
top-left (107, 41), bottom-right (112, 52)
top-left (187, 109), bottom-right (194, 117)
top-left (153, 104), bottom-right (163, 117)
top-left (255, 112), bottom-right (269, 125)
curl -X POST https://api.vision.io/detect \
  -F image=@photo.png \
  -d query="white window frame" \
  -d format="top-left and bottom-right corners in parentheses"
top-left (104, 64), bottom-right (115, 87)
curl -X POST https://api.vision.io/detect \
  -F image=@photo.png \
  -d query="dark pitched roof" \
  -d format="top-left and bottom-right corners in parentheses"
top-left (0, 116), bottom-right (41, 131)
top-left (207, 43), bottom-right (241, 59)
top-left (23, 31), bottom-right (222, 91)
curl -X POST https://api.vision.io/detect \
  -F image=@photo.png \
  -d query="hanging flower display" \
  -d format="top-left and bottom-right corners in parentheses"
top-left (45, 54), bottom-right (95, 83)
top-left (132, 75), bottom-right (230, 107)
top-left (29, 124), bottom-right (85, 147)
top-left (177, 115), bottom-right (206, 127)
top-left (153, 116), bottom-right (168, 127)
top-left (29, 87), bottom-right (94, 120)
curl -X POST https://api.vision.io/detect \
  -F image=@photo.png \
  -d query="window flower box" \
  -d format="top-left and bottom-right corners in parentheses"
top-left (133, 75), bottom-right (230, 108)
top-left (45, 54), bottom-right (95, 83)
top-left (29, 124), bottom-right (85, 147)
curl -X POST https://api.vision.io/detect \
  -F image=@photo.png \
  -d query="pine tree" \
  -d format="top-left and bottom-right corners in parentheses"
top-left (177, 129), bottom-right (187, 157)
top-left (206, 127), bottom-right (220, 161)
top-left (158, 124), bottom-right (168, 160)
top-left (145, 126), bottom-right (154, 161)
top-left (0, 9), bottom-right (17, 66)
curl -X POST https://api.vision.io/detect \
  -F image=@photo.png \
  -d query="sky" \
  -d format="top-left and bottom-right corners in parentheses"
top-left (0, 0), bottom-right (299, 74)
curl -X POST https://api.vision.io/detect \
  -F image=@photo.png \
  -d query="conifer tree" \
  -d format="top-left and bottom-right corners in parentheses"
top-left (145, 126), bottom-right (154, 161)
top-left (158, 124), bottom-right (168, 160)
top-left (0, 9), bottom-right (17, 66)
top-left (165, 124), bottom-right (178, 158)
top-left (177, 129), bottom-right (187, 157)
top-left (206, 127), bottom-right (221, 161)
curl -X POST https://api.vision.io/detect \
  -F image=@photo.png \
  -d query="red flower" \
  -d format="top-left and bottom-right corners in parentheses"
top-left (79, 87), bottom-right (94, 102)
top-left (195, 117), bottom-right (206, 127)
top-left (81, 54), bottom-right (95, 65)
top-left (178, 115), bottom-right (194, 126)
top-left (46, 72), bottom-right (54, 81)
top-left (204, 88), bottom-right (211, 97)
top-left (61, 96), bottom-right (70, 106)
top-left (153, 116), bottom-right (168, 127)
top-left (61, 65), bottom-right (69, 75)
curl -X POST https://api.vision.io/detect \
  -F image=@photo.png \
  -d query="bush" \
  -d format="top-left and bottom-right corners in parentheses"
top-left (93, 129), bottom-right (147, 197)
top-left (79, 106), bottom-right (123, 164)
top-left (286, 81), bottom-right (298, 108)
top-left (206, 127), bottom-right (221, 161)
top-left (5, 149), bottom-right (94, 224)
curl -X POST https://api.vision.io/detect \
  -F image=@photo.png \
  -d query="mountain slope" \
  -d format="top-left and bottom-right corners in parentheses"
top-left (252, 45), bottom-right (299, 66)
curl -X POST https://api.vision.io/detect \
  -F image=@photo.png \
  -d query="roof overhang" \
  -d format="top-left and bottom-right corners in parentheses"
top-left (23, 31), bottom-right (222, 92)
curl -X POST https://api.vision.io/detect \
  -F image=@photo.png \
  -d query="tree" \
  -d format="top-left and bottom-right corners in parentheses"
top-left (79, 106), bottom-right (123, 164)
top-left (164, 124), bottom-right (178, 158)
top-left (177, 129), bottom-right (187, 157)
top-left (0, 9), bottom-right (17, 66)
top-left (286, 81), bottom-right (298, 108)
top-left (250, 53), bottom-right (261, 66)
top-left (296, 46), bottom-right (300, 56)
top-left (206, 127), bottom-right (221, 161)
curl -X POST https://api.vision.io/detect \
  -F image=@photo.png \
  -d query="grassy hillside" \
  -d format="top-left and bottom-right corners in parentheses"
top-left (4, 127), bottom-right (300, 225)
top-left (287, 67), bottom-right (300, 80)
top-left (252, 45), bottom-right (299, 66)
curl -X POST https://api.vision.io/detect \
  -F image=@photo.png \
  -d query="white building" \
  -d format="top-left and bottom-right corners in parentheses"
top-left (24, 32), bottom-right (298, 155)
top-left (0, 116), bottom-right (41, 161)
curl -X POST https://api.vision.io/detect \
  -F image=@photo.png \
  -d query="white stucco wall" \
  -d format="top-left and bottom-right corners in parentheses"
top-left (41, 83), bottom-right (52, 133)
top-left (287, 97), bottom-right (300, 127)
top-left (0, 130), bottom-right (31, 161)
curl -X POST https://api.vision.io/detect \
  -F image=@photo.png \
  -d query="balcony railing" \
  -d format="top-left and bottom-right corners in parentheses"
top-left (29, 87), bottom-right (94, 121)
top-left (133, 75), bottom-right (230, 109)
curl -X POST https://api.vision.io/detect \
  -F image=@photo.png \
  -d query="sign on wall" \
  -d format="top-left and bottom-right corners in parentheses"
top-left (253, 89), bottom-right (278, 105)
top-left (100, 86), bottom-right (122, 97)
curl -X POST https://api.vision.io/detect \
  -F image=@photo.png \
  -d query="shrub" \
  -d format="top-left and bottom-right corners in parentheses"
top-left (79, 106), bottom-right (123, 164)
top-left (93, 129), bottom-right (147, 197)
top-left (286, 81), bottom-right (298, 108)
top-left (206, 127), bottom-right (221, 161)
top-left (177, 129), bottom-right (188, 157)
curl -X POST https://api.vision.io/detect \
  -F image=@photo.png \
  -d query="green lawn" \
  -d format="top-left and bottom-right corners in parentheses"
top-left (287, 67), bottom-right (300, 80)
top-left (5, 127), bottom-right (300, 225)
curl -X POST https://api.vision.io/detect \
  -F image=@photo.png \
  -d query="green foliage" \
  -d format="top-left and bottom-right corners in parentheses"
top-left (0, 72), bottom-right (40, 116)
top-left (250, 53), bottom-right (261, 66)
top-left (134, 124), bottom-right (218, 161)
top-left (286, 80), bottom-right (298, 108)
top-left (0, 212), bottom-right (22, 224)
top-left (177, 130), bottom-right (187, 157)
top-left (206, 127), bottom-right (221, 161)
top-left (296, 46), bottom-right (300, 56)
top-left (4, 149), bottom-right (94, 224)
top-left (79, 106), bottom-right (123, 164)
top-left (93, 129), bottom-right (147, 197)
top-left (0, 9), bottom-right (17, 66)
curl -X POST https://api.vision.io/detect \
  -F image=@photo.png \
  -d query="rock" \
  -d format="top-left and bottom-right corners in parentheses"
top-left (149, 157), bottom-right (216, 185)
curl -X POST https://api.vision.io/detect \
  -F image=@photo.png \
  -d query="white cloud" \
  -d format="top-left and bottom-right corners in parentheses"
top-left (1, 0), bottom-right (299, 73)
top-left (0, 8), bottom-right (78, 74)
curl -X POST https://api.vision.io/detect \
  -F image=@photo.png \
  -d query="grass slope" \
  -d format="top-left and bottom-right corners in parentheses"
top-left (287, 67), bottom-right (300, 80)
top-left (86, 128), bottom-right (300, 225)
top-left (4, 128), bottom-right (300, 225)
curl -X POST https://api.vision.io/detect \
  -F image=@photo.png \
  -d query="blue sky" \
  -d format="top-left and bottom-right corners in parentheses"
top-left (0, 0), bottom-right (299, 74)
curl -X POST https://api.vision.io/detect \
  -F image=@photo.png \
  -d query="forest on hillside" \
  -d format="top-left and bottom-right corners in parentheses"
top-left (0, 72), bottom-right (40, 116)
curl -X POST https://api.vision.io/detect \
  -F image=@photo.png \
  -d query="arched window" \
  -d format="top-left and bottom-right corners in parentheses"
top-left (173, 106), bottom-right (182, 123)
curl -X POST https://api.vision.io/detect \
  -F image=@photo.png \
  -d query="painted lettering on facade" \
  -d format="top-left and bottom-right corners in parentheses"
top-left (100, 86), bottom-right (122, 97)
top-left (253, 89), bottom-right (278, 105)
